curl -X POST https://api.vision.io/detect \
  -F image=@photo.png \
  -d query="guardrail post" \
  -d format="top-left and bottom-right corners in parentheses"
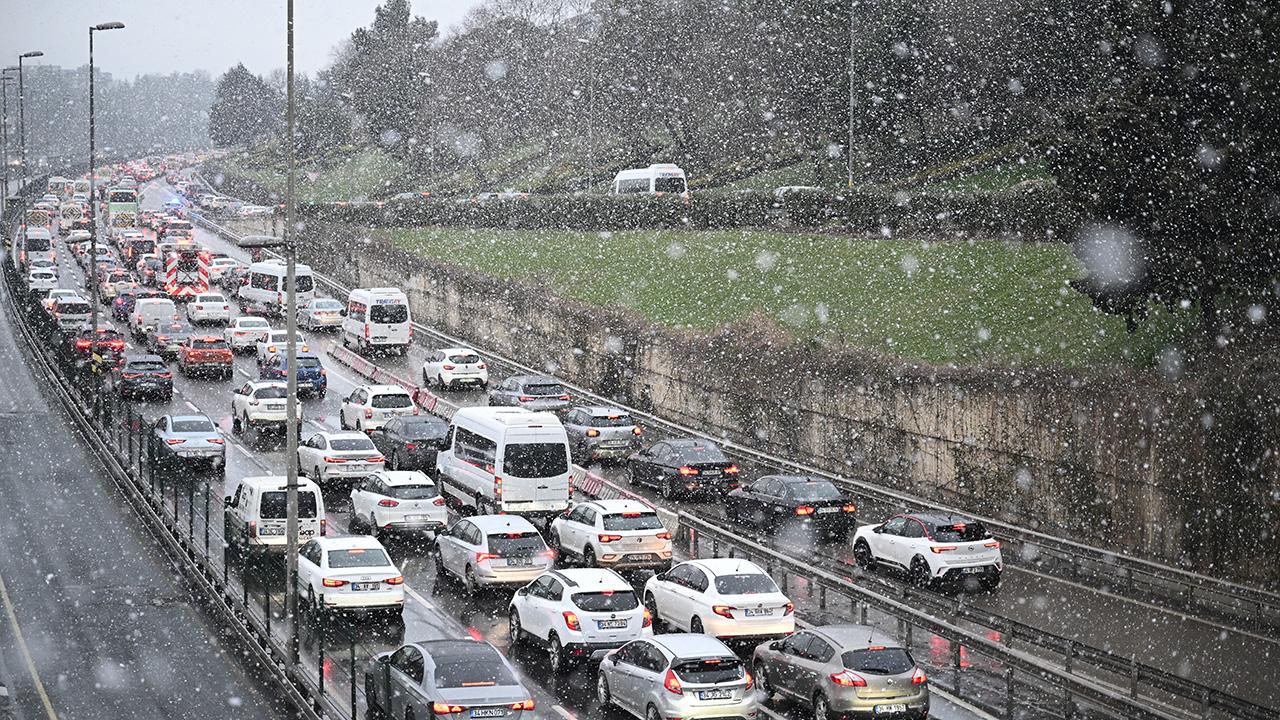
top-left (1063, 686), bottom-right (1075, 719)
top-left (904, 619), bottom-right (912, 649)
top-left (264, 581), bottom-right (271, 636)
top-left (1129, 661), bottom-right (1139, 698)
top-left (1004, 666), bottom-right (1015, 717)
top-left (953, 641), bottom-right (962, 695)
top-left (819, 584), bottom-right (826, 610)
top-left (859, 601), bottom-right (868, 625)
top-left (350, 633), bottom-right (358, 717)
top-left (188, 477), bottom-right (195, 542)
top-left (1063, 640), bottom-right (1073, 675)
top-left (318, 621), bottom-right (325, 700)
top-left (204, 482), bottom-right (211, 558)
top-left (712, 537), bottom-right (720, 558)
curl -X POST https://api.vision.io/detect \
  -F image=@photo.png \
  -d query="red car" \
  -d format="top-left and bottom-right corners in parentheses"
top-left (176, 335), bottom-right (234, 379)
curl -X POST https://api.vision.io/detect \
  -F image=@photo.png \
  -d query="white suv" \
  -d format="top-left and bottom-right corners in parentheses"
top-left (549, 499), bottom-right (672, 572)
top-left (349, 470), bottom-right (449, 538)
top-left (508, 568), bottom-right (652, 673)
top-left (224, 316), bottom-right (271, 352)
top-left (340, 384), bottom-right (419, 432)
top-left (643, 558), bottom-right (794, 641)
top-left (186, 291), bottom-right (231, 325)
top-left (231, 381), bottom-right (297, 434)
top-left (852, 513), bottom-right (1003, 589)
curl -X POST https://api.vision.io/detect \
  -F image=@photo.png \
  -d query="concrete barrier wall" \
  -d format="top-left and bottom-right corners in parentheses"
top-left (299, 223), bottom-right (1280, 585)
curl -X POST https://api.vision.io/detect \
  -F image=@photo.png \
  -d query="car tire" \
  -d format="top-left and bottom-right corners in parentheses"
top-left (690, 616), bottom-right (704, 634)
top-left (389, 452), bottom-right (401, 471)
top-left (433, 550), bottom-right (446, 580)
top-left (508, 609), bottom-right (523, 646)
top-left (422, 369), bottom-right (430, 387)
top-left (369, 514), bottom-right (380, 539)
top-left (549, 633), bottom-right (567, 674)
top-left (813, 692), bottom-right (833, 720)
top-left (645, 705), bottom-right (661, 720)
top-left (347, 512), bottom-right (360, 534)
top-left (660, 476), bottom-right (676, 500)
top-left (339, 412), bottom-right (349, 430)
top-left (583, 546), bottom-right (597, 568)
top-left (462, 565), bottom-right (477, 597)
top-left (549, 530), bottom-right (563, 554)
top-left (596, 673), bottom-right (613, 708)
top-left (232, 413), bottom-right (242, 434)
top-left (754, 661), bottom-right (773, 698)
top-left (853, 540), bottom-right (876, 570)
top-left (437, 374), bottom-right (446, 390)
top-left (909, 556), bottom-right (932, 588)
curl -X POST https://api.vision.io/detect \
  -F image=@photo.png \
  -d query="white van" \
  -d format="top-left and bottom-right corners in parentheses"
top-left (223, 475), bottom-right (326, 556)
top-left (239, 259), bottom-right (315, 316)
top-left (435, 407), bottom-right (572, 519)
top-left (16, 227), bottom-right (55, 269)
top-left (612, 163), bottom-right (689, 198)
top-left (342, 287), bottom-right (411, 354)
top-left (130, 298), bottom-right (179, 338)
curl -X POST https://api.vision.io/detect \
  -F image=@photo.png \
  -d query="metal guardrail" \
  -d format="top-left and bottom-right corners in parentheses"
top-left (185, 205), bottom-right (1280, 636)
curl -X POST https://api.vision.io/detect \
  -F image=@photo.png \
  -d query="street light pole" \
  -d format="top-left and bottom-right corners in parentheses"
top-left (284, 0), bottom-right (301, 668)
top-left (88, 23), bottom-right (125, 383)
top-left (17, 51), bottom-right (43, 188)
top-left (1, 73), bottom-right (15, 220)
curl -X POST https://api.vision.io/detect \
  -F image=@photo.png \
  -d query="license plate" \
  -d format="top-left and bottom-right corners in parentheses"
top-left (506, 557), bottom-right (533, 567)
top-left (597, 619), bottom-right (628, 629)
top-left (962, 567), bottom-right (984, 574)
top-left (875, 705), bottom-right (908, 714)
top-left (352, 582), bottom-right (380, 591)
top-left (627, 554), bottom-right (655, 562)
top-left (470, 709), bottom-right (505, 718)
top-left (702, 470), bottom-right (721, 477)
top-left (744, 608), bottom-right (772, 617)
top-left (259, 527), bottom-right (284, 536)
top-left (697, 689), bottom-right (733, 700)
top-left (817, 507), bottom-right (840, 514)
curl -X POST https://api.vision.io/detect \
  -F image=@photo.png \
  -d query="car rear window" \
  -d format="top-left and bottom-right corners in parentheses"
top-left (192, 339), bottom-right (228, 350)
top-left (254, 386), bottom-right (288, 399)
top-left (297, 357), bottom-right (323, 369)
top-left (401, 419), bottom-right (447, 440)
top-left (127, 361), bottom-right (167, 372)
top-left (239, 319), bottom-right (269, 328)
top-left (172, 419), bottom-right (214, 432)
top-left (196, 294), bottom-right (222, 302)
top-left (371, 393), bottom-right (412, 409)
top-left (572, 590), bottom-right (639, 612)
top-left (433, 658), bottom-right (516, 689)
top-left (589, 413), bottom-right (634, 428)
top-left (330, 438), bottom-right (375, 451)
top-left (387, 483), bottom-right (437, 500)
top-left (326, 548), bottom-right (391, 569)
top-left (713, 573), bottom-right (778, 595)
top-left (930, 521), bottom-right (991, 542)
top-left (369, 304), bottom-right (408, 324)
top-left (58, 302), bottom-right (90, 314)
top-left (486, 532), bottom-right (546, 557)
top-left (672, 657), bottom-right (743, 684)
top-left (502, 443), bottom-right (568, 478)
top-left (785, 481), bottom-right (842, 501)
top-left (448, 353), bottom-right (482, 364)
top-left (602, 512), bottom-right (664, 531)
top-left (841, 648), bottom-right (915, 675)
top-left (672, 444), bottom-right (727, 463)
top-left (259, 491), bottom-right (318, 518)
top-left (314, 299), bottom-right (343, 310)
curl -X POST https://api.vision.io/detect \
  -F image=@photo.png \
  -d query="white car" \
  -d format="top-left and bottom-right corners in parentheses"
top-left (298, 431), bottom-right (385, 484)
top-left (224, 316), bottom-right (271, 352)
top-left (509, 568), bottom-right (652, 673)
top-left (231, 381), bottom-right (296, 434)
top-left (642, 558), bottom-right (794, 641)
top-left (433, 514), bottom-right (555, 594)
top-left (422, 347), bottom-right (489, 390)
top-left (26, 268), bottom-right (58, 293)
top-left (255, 328), bottom-right (310, 365)
top-left (852, 513), bottom-right (1003, 589)
top-left (238, 204), bottom-right (271, 217)
top-left (296, 536), bottom-right (404, 617)
top-left (43, 288), bottom-right (81, 314)
top-left (206, 257), bottom-right (241, 282)
top-left (297, 297), bottom-right (345, 330)
top-left (187, 292), bottom-right (232, 325)
top-left (349, 470), bottom-right (448, 537)
top-left (339, 384), bottom-right (419, 432)
top-left (549, 499), bottom-right (673, 572)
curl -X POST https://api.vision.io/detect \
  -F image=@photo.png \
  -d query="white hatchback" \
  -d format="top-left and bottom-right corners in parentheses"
top-left (434, 514), bottom-right (555, 594)
top-left (187, 292), bottom-right (232, 325)
top-left (549, 499), bottom-right (673, 572)
top-left (643, 558), bottom-right (794, 641)
top-left (298, 431), bottom-right (385, 484)
top-left (852, 513), bottom-right (1003, 589)
top-left (349, 470), bottom-right (448, 537)
top-left (422, 347), bottom-right (489, 390)
top-left (296, 536), bottom-right (404, 617)
top-left (224, 316), bottom-right (271, 351)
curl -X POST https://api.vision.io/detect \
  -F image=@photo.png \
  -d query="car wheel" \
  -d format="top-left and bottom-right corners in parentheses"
top-left (232, 413), bottom-right (242, 434)
top-left (422, 369), bottom-right (430, 387)
top-left (583, 546), bottom-right (597, 568)
top-left (437, 374), bottom-right (446, 390)
top-left (347, 512), bottom-right (360, 534)
top-left (596, 673), bottom-right (612, 708)
top-left (548, 530), bottom-right (562, 554)
top-left (813, 692), bottom-right (832, 720)
top-left (403, 708), bottom-right (414, 720)
top-left (980, 572), bottom-right (1002, 591)
top-left (548, 633), bottom-right (567, 674)
top-left (755, 661), bottom-right (773, 698)
top-left (369, 514), bottom-right (380, 539)
top-left (660, 476), bottom-right (675, 500)
top-left (690, 616), bottom-right (704, 634)
top-left (909, 556), bottom-right (932, 588)
top-left (462, 565), bottom-right (477, 596)
top-left (389, 451), bottom-right (401, 471)
top-left (433, 549), bottom-right (446, 580)
top-left (508, 609), bottom-right (523, 645)
top-left (853, 539), bottom-right (876, 570)
top-left (645, 705), bottom-right (661, 720)
top-left (356, 421), bottom-right (364, 433)
top-left (339, 412), bottom-right (349, 430)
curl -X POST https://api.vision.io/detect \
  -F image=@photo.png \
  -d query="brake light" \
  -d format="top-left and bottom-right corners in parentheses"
top-left (985, 541), bottom-right (1001, 549)
top-left (121, 372), bottom-right (142, 379)
top-left (74, 339), bottom-right (91, 350)
top-left (364, 325), bottom-right (370, 339)
top-left (430, 704), bottom-right (463, 715)
top-left (795, 506), bottom-right (817, 516)
top-left (476, 552), bottom-right (498, 563)
top-left (912, 667), bottom-right (928, 685)
top-left (322, 578), bottom-right (348, 587)
top-left (442, 364), bottom-right (456, 370)
top-left (267, 344), bottom-right (277, 353)
top-left (663, 669), bottom-right (683, 695)
top-left (248, 520), bottom-right (257, 538)
top-left (677, 466), bottom-right (699, 476)
top-left (433, 496), bottom-right (446, 506)
top-left (384, 576), bottom-right (404, 585)
top-left (931, 545), bottom-right (958, 553)
top-left (558, 394), bottom-right (571, 401)
top-left (585, 428), bottom-right (600, 438)
top-left (320, 518), bottom-right (327, 536)
top-left (405, 443), bottom-right (417, 450)
top-left (830, 670), bottom-right (867, 687)
top-left (477, 362), bottom-right (487, 369)
top-left (712, 605), bottom-right (734, 619)
top-left (562, 611), bottom-right (580, 631)
top-left (494, 476), bottom-right (502, 497)
top-left (518, 395), bottom-right (532, 402)
top-left (363, 408), bottom-right (373, 419)
top-left (165, 439), bottom-right (186, 445)
top-left (378, 499), bottom-right (399, 507)
top-left (598, 534), bottom-right (623, 543)
top-left (784, 602), bottom-right (794, 615)
top-left (656, 531), bottom-right (672, 540)
top-left (510, 699), bottom-right (535, 711)
top-left (208, 438), bottom-right (224, 445)
top-left (633, 426), bottom-right (643, 436)
top-left (156, 335), bottom-right (170, 343)
top-left (842, 503), bottom-right (858, 513)
top-left (724, 464), bottom-right (741, 475)
top-left (642, 607), bottom-right (652, 628)
top-left (744, 669), bottom-right (754, 691)
top-left (108, 339), bottom-right (125, 350)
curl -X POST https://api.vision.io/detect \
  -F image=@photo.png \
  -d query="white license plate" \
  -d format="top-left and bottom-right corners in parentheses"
top-left (470, 709), bottom-right (505, 718)
top-left (506, 557), bottom-right (533, 567)
top-left (259, 527), bottom-right (285, 536)
top-left (743, 608), bottom-right (772, 617)
top-left (817, 507), bottom-right (840, 514)
top-left (406, 515), bottom-right (430, 522)
top-left (627, 554), bottom-right (655, 562)
top-left (597, 619), bottom-right (628, 629)
top-left (698, 689), bottom-right (733, 700)
top-left (875, 705), bottom-right (908, 714)
top-left (352, 582), bottom-right (380, 592)
top-left (962, 567), bottom-right (984, 574)
top-left (702, 470), bottom-right (721, 477)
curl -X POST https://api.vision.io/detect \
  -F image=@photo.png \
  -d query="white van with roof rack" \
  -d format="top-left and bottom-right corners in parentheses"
top-left (342, 287), bottom-right (411, 354)
top-left (238, 258), bottom-right (315, 316)
top-left (611, 164), bottom-right (689, 198)
top-left (436, 407), bottom-right (572, 519)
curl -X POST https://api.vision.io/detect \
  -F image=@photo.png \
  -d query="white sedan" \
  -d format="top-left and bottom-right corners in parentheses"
top-left (642, 558), bottom-right (794, 640)
top-left (298, 431), bottom-right (385, 484)
top-left (296, 536), bottom-right (404, 617)
top-left (187, 292), bottom-right (232, 325)
top-left (349, 470), bottom-right (448, 537)
top-left (223, 316), bottom-right (271, 352)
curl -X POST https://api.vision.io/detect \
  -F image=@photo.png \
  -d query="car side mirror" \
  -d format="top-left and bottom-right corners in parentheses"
top-left (223, 497), bottom-right (233, 508)
top-left (768, 640), bottom-right (781, 650)
top-left (516, 587), bottom-right (529, 596)
top-left (873, 525), bottom-right (883, 534)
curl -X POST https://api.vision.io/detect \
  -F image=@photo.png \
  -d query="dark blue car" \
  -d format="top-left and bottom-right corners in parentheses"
top-left (258, 350), bottom-right (327, 398)
top-left (113, 287), bottom-right (167, 322)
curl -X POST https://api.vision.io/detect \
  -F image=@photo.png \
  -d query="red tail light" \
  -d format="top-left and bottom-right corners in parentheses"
top-left (208, 438), bottom-right (224, 445)
top-left (984, 541), bottom-right (1001, 549)
top-left (586, 428), bottom-right (600, 438)
top-left (442, 364), bottom-right (456, 370)
top-left (322, 578), bottom-right (348, 588)
top-left (724, 464), bottom-right (741, 475)
top-left (830, 670), bottom-right (867, 687)
top-left (431, 704), bottom-right (463, 715)
top-left (433, 497), bottom-right (446, 506)
top-left (475, 552), bottom-right (498, 563)
top-left (677, 466), bottom-right (699, 476)
top-left (109, 339), bottom-right (125, 350)
top-left (121, 372), bottom-right (143, 379)
top-left (656, 531), bottom-right (672, 540)
top-left (931, 545), bottom-right (958, 553)
top-left (518, 395), bottom-right (532, 402)
top-left (368, 456), bottom-right (385, 463)
top-left (323, 456), bottom-right (348, 464)
top-left (558, 394), bottom-right (570, 401)
top-left (794, 506), bottom-right (815, 516)
top-left (405, 443), bottom-right (417, 450)
top-left (509, 700), bottom-right (535, 711)
top-left (711, 604), bottom-right (734, 619)
top-left (632, 426), bottom-right (643, 436)
top-left (378, 499), bottom-right (399, 507)
top-left (663, 669), bottom-right (683, 695)
top-left (842, 503), bottom-right (858, 513)
top-left (384, 576), bottom-right (404, 585)
top-left (562, 611), bottom-right (580, 631)
top-left (642, 607), bottom-right (652, 627)
top-left (157, 371), bottom-right (173, 379)
top-left (74, 339), bottom-right (91, 350)
top-left (364, 408), bottom-right (373, 419)
top-left (911, 667), bottom-right (928, 685)
top-left (598, 534), bottom-right (623, 543)
top-left (477, 362), bottom-right (487, 369)
top-left (744, 669), bottom-right (754, 690)
top-left (320, 518), bottom-right (327, 536)
top-left (783, 602), bottom-right (794, 615)
top-left (248, 520), bottom-right (257, 538)
top-left (165, 439), bottom-right (186, 445)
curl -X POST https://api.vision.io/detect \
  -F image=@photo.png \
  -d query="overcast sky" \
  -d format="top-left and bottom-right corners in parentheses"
top-left (0, 0), bottom-right (482, 80)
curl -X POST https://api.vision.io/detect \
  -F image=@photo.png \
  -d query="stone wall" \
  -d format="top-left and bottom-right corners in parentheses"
top-left (295, 223), bottom-right (1280, 586)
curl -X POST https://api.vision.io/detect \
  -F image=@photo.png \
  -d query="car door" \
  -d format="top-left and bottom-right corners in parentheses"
top-left (342, 390), bottom-right (363, 428)
top-left (740, 478), bottom-right (780, 528)
top-left (794, 635), bottom-right (835, 702)
top-left (608, 642), bottom-right (644, 710)
top-left (875, 517), bottom-right (909, 568)
top-left (296, 540), bottom-right (320, 596)
top-left (631, 443), bottom-right (662, 486)
top-left (298, 434), bottom-right (322, 471)
top-left (371, 419), bottom-right (397, 457)
top-left (571, 505), bottom-right (597, 556)
top-left (441, 521), bottom-right (474, 577)
top-left (899, 517), bottom-right (928, 568)
top-left (386, 645), bottom-right (424, 720)
top-left (770, 631), bottom-right (814, 697)
top-left (654, 564), bottom-right (694, 629)
top-left (350, 476), bottom-right (372, 518)
top-left (679, 565), bottom-right (711, 630)
top-left (233, 382), bottom-right (252, 415)
top-left (518, 575), bottom-right (556, 641)
top-left (633, 644), bottom-right (668, 710)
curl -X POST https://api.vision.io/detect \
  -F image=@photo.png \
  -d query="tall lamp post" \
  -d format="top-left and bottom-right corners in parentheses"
top-left (16, 51), bottom-right (43, 187)
top-left (88, 22), bottom-right (125, 376)
top-left (284, 0), bottom-right (301, 668)
top-left (1, 72), bottom-right (16, 219)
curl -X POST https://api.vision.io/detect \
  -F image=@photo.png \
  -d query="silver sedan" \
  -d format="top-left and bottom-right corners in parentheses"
top-left (150, 414), bottom-right (226, 474)
top-left (297, 297), bottom-right (345, 330)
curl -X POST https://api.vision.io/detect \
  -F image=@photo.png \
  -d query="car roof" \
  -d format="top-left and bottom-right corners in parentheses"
top-left (468, 514), bottom-right (538, 534)
top-left (235, 316), bottom-right (269, 324)
top-left (666, 437), bottom-right (718, 449)
top-left (574, 405), bottom-right (632, 417)
top-left (236, 475), bottom-right (321, 492)
top-left (314, 535), bottom-right (387, 551)
top-left (509, 374), bottom-right (559, 384)
top-left (319, 430), bottom-right (371, 441)
top-left (169, 414), bottom-right (213, 424)
top-left (124, 354), bottom-right (165, 363)
top-left (374, 470), bottom-right (435, 486)
top-left (416, 639), bottom-right (502, 662)
top-left (586, 499), bottom-right (656, 515)
top-left (362, 384), bottom-right (411, 394)
top-left (766, 474), bottom-right (832, 486)
top-left (437, 346), bottom-right (478, 354)
top-left (908, 512), bottom-right (979, 527)
top-left (550, 568), bottom-right (631, 592)
top-left (688, 557), bottom-right (764, 577)
top-left (249, 380), bottom-right (288, 388)
top-left (650, 633), bottom-right (733, 658)
top-left (810, 624), bottom-right (902, 650)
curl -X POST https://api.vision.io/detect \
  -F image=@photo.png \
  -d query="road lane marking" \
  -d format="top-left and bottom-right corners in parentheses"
top-left (0, 571), bottom-right (60, 720)
top-left (551, 705), bottom-right (576, 720)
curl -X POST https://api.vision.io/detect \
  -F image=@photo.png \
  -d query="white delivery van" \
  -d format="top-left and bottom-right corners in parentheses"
top-left (130, 298), bottom-right (179, 338)
top-left (342, 287), bottom-right (411, 354)
top-left (239, 259), bottom-right (315, 316)
top-left (611, 163), bottom-right (689, 198)
top-left (435, 407), bottom-right (572, 519)
top-left (16, 227), bottom-right (55, 268)
top-left (223, 475), bottom-right (326, 556)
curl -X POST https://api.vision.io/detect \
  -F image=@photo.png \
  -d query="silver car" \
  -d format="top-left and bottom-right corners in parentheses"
top-left (597, 634), bottom-right (758, 720)
top-left (364, 640), bottom-right (535, 719)
top-left (751, 624), bottom-right (929, 719)
top-left (150, 414), bottom-right (226, 473)
top-left (297, 297), bottom-right (345, 330)
top-left (488, 374), bottom-right (573, 414)
top-left (564, 406), bottom-right (643, 463)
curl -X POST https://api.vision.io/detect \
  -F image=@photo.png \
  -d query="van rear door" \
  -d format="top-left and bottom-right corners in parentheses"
top-left (500, 431), bottom-right (570, 512)
top-left (257, 488), bottom-right (323, 544)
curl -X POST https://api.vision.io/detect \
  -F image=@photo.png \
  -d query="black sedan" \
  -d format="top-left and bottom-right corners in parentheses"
top-left (111, 354), bottom-right (173, 401)
top-left (726, 475), bottom-right (857, 538)
top-left (626, 438), bottom-right (741, 499)
top-left (368, 416), bottom-right (450, 472)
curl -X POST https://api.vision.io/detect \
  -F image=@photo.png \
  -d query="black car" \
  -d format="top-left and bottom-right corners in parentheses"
top-left (368, 416), bottom-right (450, 472)
top-left (112, 354), bottom-right (173, 401)
top-left (726, 475), bottom-right (857, 538)
top-left (626, 438), bottom-right (741, 499)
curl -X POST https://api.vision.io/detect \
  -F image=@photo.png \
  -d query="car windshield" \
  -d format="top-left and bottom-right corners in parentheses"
top-left (259, 491), bottom-right (318, 518)
top-left (572, 590), bottom-right (639, 612)
top-left (522, 382), bottom-right (566, 397)
top-left (714, 573), bottom-right (778, 595)
top-left (326, 548), bottom-right (391, 568)
top-left (127, 361), bottom-right (167, 372)
top-left (59, 302), bottom-right (90, 314)
top-left (931, 521), bottom-right (991, 543)
top-left (672, 657), bottom-right (742, 684)
top-left (433, 658), bottom-right (516, 689)
top-left (602, 512), bottom-right (664, 531)
top-left (330, 438), bottom-right (375, 451)
top-left (254, 386), bottom-right (288, 399)
top-left (672, 444), bottom-right (726, 463)
top-left (486, 532), bottom-right (546, 557)
top-left (785, 481), bottom-right (842, 501)
top-left (369, 304), bottom-right (408, 324)
top-left (172, 419), bottom-right (215, 433)
top-left (192, 339), bottom-right (227, 349)
top-left (448, 353), bottom-right (481, 364)
top-left (387, 483), bottom-right (437, 500)
top-left (502, 443), bottom-right (568, 478)
top-left (371, 393), bottom-right (412, 409)
top-left (842, 648), bottom-right (915, 675)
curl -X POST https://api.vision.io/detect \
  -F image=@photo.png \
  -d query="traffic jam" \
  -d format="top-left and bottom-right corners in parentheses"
top-left (9, 160), bottom-right (1010, 720)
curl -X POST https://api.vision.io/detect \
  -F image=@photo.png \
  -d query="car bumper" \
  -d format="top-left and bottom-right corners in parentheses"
top-left (936, 562), bottom-right (1002, 582)
top-left (304, 316), bottom-right (343, 327)
top-left (654, 692), bottom-right (759, 720)
top-left (828, 689), bottom-right (929, 718)
top-left (183, 362), bottom-right (231, 374)
top-left (596, 550), bottom-right (672, 570)
top-left (319, 463), bottom-right (385, 480)
top-left (475, 564), bottom-right (555, 586)
top-left (440, 372), bottom-right (487, 386)
top-left (321, 589), bottom-right (405, 610)
top-left (378, 517), bottom-right (447, 534)
top-left (704, 614), bottom-right (795, 640)
top-left (121, 381), bottom-right (172, 396)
